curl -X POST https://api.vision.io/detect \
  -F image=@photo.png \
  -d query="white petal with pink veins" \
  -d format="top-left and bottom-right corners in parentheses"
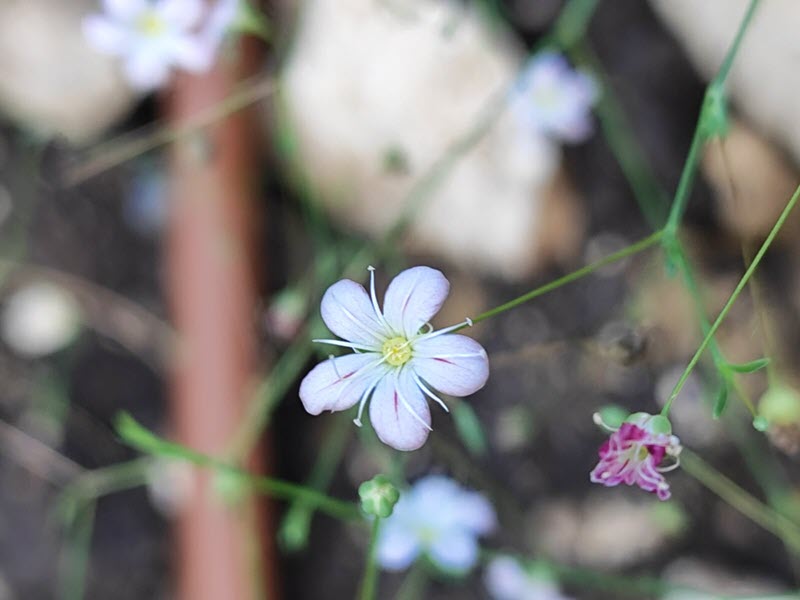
top-left (382, 266), bottom-right (449, 339)
top-left (299, 352), bottom-right (386, 415)
top-left (320, 279), bottom-right (389, 348)
top-left (412, 334), bottom-right (488, 396)
top-left (369, 369), bottom-right (431, 451)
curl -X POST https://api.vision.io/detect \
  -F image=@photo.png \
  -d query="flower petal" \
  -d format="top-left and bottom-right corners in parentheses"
top-left (299, 353), bottom-right (385, 415)
top-left (156, 0), bottom-right (205, 30)
top-left (484, 557), bottom-right (530, 600)
top-left (411, 334), bottom-right (489, 396)
top-left (320, 279), bottom-right (388, 348)
top-left (169, 34), bottom-right (214, 72)
top-left (82, 15), bottom-right (130, 54)
top-left (426, 528), bottom-right (479, 573)
top-left (369, 370), bottom-right (431, 451)
top-left (382, 266), bottom-right (449, 338)
top-left (376, 521), bottom-right (419, 571)
top-left (102, 0), bottom-right (147, 21)
top-left (123, 48), bottom-right (171, 90)
top-left (451, 491), bottom-right (496, 534)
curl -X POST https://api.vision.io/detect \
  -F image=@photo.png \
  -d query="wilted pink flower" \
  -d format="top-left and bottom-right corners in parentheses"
top-left (83, 0), bottom-right (239, 90)
top-left (299, 266), bottom-right (489, 451)
top-left (590, 412), bottom-right (681, 501)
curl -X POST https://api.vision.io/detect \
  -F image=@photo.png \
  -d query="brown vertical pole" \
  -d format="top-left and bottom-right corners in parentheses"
top-left (165, 32), bottom-right (276, 600)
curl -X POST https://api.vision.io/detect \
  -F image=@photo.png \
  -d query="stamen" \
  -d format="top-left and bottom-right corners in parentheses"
top-left (414, 318), bottom-right (474, 342)
top-left (328, 355), bottom-right (342, 380)
top-left (592, 412), bottom-right (618, 433)
top-left (411, 352), bottom-right (486, 360)
top-left (396, 386), bottom-right (433, 431)
top-left (367, 266), bottom-right (392, 332)
top-left (312, 339), bottom-right (379, 352)
top-left (657, 456), bottom-right (681, 473)
top-left (412, 372), bottom-right (449, 412)
top-left (353, 372), bottom-right (384, 427)
top-left (332, 358), bottom-right (386, 408)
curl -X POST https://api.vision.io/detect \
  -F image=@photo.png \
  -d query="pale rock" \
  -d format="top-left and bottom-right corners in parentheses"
top-left (281, 0), bottom-right (582, 280)
top-left (661, 557), bottom-right (786, 599)
top-left (572, 495), bottom-right (674, 569)
top-left (650, 0), bottom-right (800, 164)
top-left (0, 0), bottom-right (136, 142)
top-left (701, 120), bottom-right (799, 240)
top-left (530, 495), bottom-right (679, 569)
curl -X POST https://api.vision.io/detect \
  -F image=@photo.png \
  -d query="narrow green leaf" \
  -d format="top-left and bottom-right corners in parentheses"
top-left (713, 383), bottom-right (729, 419)
top-left (727, 358), bottom-right (770, 374)
top-left (452, 402), bottom-right (488, 457)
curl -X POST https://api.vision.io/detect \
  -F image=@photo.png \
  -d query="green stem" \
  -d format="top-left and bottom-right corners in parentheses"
top-left (61, 501), bottom-right (96, 600)
top-left (664, 0), bottom-right (760, 236)
top-left (663, 183), bottom-right (800, 415)
top-left (664, 126), bottom-right (704, 237)
top-left (681, 450), bottom-right (800, 554)
top-left (550, 0), bottom-right (600, 50)
top-left (117, 414), bottom-right (361, 521)
top-left (713, 0), bottom-right (761, 85)
top-left (471, 229), bottom-right (663, 326)
top-left (358, 518), bottom-right (382, 600)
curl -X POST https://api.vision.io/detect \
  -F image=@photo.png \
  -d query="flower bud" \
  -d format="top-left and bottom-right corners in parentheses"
top-left (358, 475), bottom-right (399, 518)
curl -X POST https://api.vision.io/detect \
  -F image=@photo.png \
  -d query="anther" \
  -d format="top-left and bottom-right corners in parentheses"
top-left (465, 317), bottom-right (473, 327)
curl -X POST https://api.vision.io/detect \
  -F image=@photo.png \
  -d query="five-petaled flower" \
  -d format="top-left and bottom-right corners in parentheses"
top-left (299, 266), bottom-right (489, 451)
top-left (511, 51), bottom-right (598, 143)
top-left (83, 0), bottom-right (238, 90)
top-left (590, 412), bottom-right (682, 500)
top-left (377, 475), bottom-right (496, 573)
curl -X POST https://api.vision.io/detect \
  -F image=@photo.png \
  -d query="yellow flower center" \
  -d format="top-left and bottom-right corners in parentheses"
top-left (382, 336), bottom-right (412, 367)
top-left (136, 11), bottom-right (166, 37)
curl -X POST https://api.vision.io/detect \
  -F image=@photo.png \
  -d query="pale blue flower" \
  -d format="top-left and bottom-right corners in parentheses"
top-left (377, 476), bottom-right (496, 573)
top-left (511, 51), bottom-right (598, 143)
top-left (300, 266), bottom-right (489, 451)
top-left (485, 556), bottom-right (573, 600)
top-left (83, 0), bottom-right (238, 90)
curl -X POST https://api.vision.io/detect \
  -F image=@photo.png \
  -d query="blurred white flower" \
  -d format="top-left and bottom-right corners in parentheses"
top-left (376, 475), bottom-right (495, 574)
top-left (511, 51), bottom-right (598, 143)
top-left (485, 556), bottom-right (573, 600)
top-left (1, 282), bottom-right (81, 357)
top-left (82, 0), bottom-right (239, 90)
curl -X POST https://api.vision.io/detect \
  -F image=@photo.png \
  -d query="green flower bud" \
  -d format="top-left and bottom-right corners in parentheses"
top-left (359, 475), bottom-right (400, 519)
top-left (758, 384), bottom-right (800, 426)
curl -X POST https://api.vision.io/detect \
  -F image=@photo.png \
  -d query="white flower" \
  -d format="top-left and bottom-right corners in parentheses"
top-left (377, 475), bottom-right (496, 573)
top-left (82, 0), bottom-right (238, 90)
top-left (511, 51), bottom-right (598, 143)
top-left (299, 266), bottom-right (489, 451)
top-left (1, 282), bottom-right (81, 357)
top-left (485, 556), bottom-right (573, 600)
